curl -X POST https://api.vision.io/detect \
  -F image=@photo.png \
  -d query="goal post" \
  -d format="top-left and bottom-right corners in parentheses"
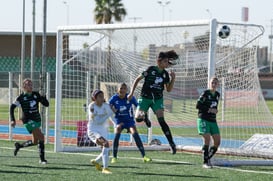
top-left (55, 19), bottom-right (273, 165)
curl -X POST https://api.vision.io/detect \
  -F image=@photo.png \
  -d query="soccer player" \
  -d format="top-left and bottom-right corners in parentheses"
top-left (196, 77), bottom-right (221, 169)
top-left (88, 89), bottom-right (115, 174)
top-left (128, 50), bottom-right (178, 154)
top-left (109, 83), bottom-right (152, 163)
top-left (10, 78), bottom-right (49, 164)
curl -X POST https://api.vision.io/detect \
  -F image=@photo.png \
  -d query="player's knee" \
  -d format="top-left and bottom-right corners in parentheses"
top-left (103, 141), bottom-right (110, 148)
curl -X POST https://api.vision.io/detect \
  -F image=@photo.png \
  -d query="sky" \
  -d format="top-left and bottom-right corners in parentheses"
top-left (0, 0), bottom-right (272, 46)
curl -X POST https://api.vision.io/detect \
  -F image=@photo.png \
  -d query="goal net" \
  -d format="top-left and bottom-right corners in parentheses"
top-left (55, 19), bottom-right (273, 165)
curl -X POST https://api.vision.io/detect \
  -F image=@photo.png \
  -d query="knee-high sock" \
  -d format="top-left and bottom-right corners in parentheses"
top-left (208, 146), bottom-right (218, 159)
top-left (158, 117), bottom-right (175, 146)
top-left (20, 140), bottom-right (34, 148)
top-left (102, 147), bottom-right (109, 168)
top-left (132, 133), bottom-right (145, 157)
top-left (95, 152), bottom-right (103, 163)
top-left (38, 140), bottom-right (45, 161)
top-left (113, 133), bottom-right (120, 158)
top-left (202, 145), bottom-right (209, 163)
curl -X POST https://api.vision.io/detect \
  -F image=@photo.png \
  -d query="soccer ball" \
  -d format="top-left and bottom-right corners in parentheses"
top-left (218, 25), bottom-right (230, 39)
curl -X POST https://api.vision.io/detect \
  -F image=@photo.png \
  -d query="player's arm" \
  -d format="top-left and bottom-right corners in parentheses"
top-left (38, 93), bottom-right (49, 107)
top-left (128, 74), bottom-right (143, 100)
top-left (196, 92), bottom-right (209, 112)
top-left (10, 103), bottom-right (17, 128)
top-left (166, 70), bottom-right (175, 92)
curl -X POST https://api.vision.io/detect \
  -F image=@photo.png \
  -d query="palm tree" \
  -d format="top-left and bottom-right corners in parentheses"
top-left (94, 0), bottom-right (127, 24)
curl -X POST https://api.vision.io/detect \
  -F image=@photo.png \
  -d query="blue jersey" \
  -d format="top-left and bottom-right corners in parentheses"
top-left (109, 93), bottom-right (138, 123)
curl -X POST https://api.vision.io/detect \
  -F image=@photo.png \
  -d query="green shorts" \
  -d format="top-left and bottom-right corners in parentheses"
top-left (137, 97), bottom-right (164, 112)
top-left (24, 120), bottom-right (41, 134)
top-left (197, 118), bottom-right (220, 135)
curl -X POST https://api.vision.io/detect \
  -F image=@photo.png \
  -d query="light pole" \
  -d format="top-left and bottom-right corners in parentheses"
top-left (157, 0), bottom-right (170, 22)
top-left (129, 17), bottom-right (142, 54)
top-left (206, 9), bottom-right (212, 19)
top-left (157, 0), bottom-right (171, 45)
top-left (63, 1), bottom-right (69, 25)
top-left (21, 0), bottom-right (25, 86)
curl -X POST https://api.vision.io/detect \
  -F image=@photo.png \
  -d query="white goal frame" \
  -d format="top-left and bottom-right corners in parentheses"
top-left (54, 19), bottom-right (273, 166)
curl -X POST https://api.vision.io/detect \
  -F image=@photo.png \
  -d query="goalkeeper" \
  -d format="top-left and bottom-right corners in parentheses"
top-left (10, 78), bottom-right (49, 164)
top-left (196, 77), bottom-right (221, 169)
top-left (128, 50), bottom-right (178, 154)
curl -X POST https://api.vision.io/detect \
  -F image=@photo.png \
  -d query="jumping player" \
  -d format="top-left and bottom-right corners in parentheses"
top-left (109, 83), bottom-right (152, 163)
top-left (128, 50), bottom-right (178, 154)
top-left (196, 77), bottom-right (221, 168)
top-left (10, 78), bottom-right (49, 164)
top-left (88, 89), bottom-right (115, 174)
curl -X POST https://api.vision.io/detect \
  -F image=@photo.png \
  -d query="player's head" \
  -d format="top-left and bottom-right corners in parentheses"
top-left (210, 77), bottom-right (219, 91)
top-left (91, 89), bottom-right (104, 103)
top-left (157, 50), bottom-right (179, 68)
top-left (22, 78), bottom-right (33, 93)
top-left (157, 52), bottom-right (170, 69)
top-left (117, 83), bottom-right (128, 98)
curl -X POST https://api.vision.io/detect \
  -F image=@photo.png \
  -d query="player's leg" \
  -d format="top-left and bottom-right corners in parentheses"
top-left (130, 126), bottom-right (152, 162)
top-left (14, 120), bottom-right (38, 156)
top-left (154, 107), bottom-right (176, 154)
top-left (208, 122), bottom-right (220, 159)
top-left (135, 97), bottom-right (151, 127)
top-left (197, 118), bottom-right (212, 168)
top-left (111, 123), bottom-right (123, 163)
top-left (97, 137), bottom-right (111, 174)
top-left (201, 134), bottom-right (212, 168)
top-left (32, 128), bottom-right (47, 164)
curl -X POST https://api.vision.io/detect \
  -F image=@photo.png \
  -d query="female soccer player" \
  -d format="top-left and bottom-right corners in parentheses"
top-left (128, 50), bottom-right (178, 154)
top-left (88, 89), bottom-right (115, 174)
top-left (10, 78), bottom-right (49, 164)
top-left (196, 77), bottom-right (221, 169)
top-left (109, 83), bottom-right (152, 163)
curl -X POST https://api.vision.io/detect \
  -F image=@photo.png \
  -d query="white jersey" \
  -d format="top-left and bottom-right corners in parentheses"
top-left (87, 102), bottom-right (114, 142)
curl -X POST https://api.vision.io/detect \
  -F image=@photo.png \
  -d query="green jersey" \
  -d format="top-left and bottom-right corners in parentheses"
top-left (10, 91), bottom-right (49, 124)
top-left (140, 66), bottom-right (170, 99)
top-left (196, 89), bottom-right (220, 122)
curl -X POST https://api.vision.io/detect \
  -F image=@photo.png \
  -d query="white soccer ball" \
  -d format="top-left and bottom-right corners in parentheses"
top-left (218, 25), bottom-right (230, 39)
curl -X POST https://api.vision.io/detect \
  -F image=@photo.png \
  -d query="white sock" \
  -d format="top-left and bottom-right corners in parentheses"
top-left (102, 147), bottom-right (109, 168)
top-left (95, 152), bottom-right (103, 163)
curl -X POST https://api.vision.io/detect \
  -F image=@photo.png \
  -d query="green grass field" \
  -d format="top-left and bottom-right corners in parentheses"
top-left (1, 140), bottom-right (273, 180)
top-left (1, 100), bottom-right (273, 180)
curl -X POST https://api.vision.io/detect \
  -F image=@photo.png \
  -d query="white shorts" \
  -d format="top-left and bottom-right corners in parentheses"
top-left (88, 129), bottom-right (108, 143)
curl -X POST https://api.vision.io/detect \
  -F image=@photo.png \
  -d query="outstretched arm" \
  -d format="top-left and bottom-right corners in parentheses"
top-left (127, 75), bottom-right (143, 100)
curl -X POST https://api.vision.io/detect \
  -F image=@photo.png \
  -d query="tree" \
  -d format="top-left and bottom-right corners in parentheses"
top-left (94, 0), bottom-right (127, 24)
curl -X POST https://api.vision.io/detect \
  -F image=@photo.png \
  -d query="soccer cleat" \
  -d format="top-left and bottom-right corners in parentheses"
top-left (39, 159), bottom-right (47, 164)
top-left (14, 142), bottom-right (21, 156)
top-left (144, 115), bottom-right (151, 128)
top-left (143, 156), bottom-right (152, 163)
top-left (111, 157), bottom-right (117, 164)
top-left (91, 159), bottom-right (102, 171)
top-left (102, 168), bottom-right (112, 174)
top-left (203, 160), bottom-right (212, 169)
top-left (170, 143), bottom-right (177, 154)
top-left (202, 163), bottom-right (212, 169)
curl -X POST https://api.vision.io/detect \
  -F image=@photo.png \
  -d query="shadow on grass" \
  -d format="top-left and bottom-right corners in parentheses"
top-left (151, 160), bottom-right (194, 166)
top-left (0, 170), bottom-right (41, 174)
top-left (6, 164), bottom-right (84, 171)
